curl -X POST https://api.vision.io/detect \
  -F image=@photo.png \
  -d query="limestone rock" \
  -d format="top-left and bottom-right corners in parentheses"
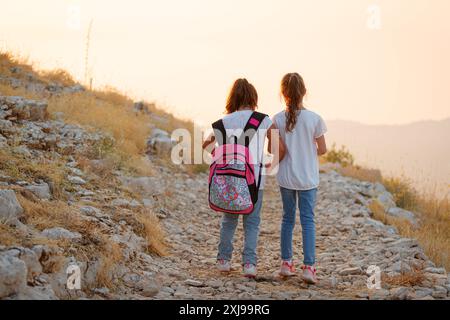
top-left (4, 247), bottom-right (42, 282)
top-left (41, 227), bottom-right (82, 241)
top-left (68, 176), bottom-right (86, 185)
top-left (119, 176), bottom-right (161, 197)
top-left (0, 253), bottom-right (27, 298)
top-left (339, 267), bottom-right (363, 276)
top-left (25, 183), bottom-right (52, 200)
top-left (147, 129), bottom-right (174, 156)
top-left (0, 190), bottom-right (24, 222)
top-left (377, 192), bottom-right (396, 210)
top-left (185, 279), bottom-right (204, 287)
top-left (387, 207), bottom-right (417, 224)
top-left (111, 198), bottom-right (141, 209)
top-left (10, 284), bottom-right (58, 300)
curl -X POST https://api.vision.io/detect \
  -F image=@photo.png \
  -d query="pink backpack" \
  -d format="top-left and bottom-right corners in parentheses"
top-left (209, 112), bottom-right (268, 214)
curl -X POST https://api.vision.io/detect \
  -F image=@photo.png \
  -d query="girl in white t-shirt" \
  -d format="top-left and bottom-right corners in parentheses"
top-left (271, 73), bottom-right (328, 284)
top-left (203, 78), bottom-right (272, 278)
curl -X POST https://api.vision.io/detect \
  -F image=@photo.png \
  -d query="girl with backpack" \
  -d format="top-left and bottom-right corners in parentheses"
top-left (272, 73), bottom-right (327, 284)
top-left (203, 78), bottom-right (282, 278)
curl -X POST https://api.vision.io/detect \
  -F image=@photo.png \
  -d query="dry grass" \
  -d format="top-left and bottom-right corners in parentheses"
top-left (328, 146), bottom-right (450, 270)
top-left (338, 165), bottom-right (383, 183)
top-left (14, 190), bottom-right (166, 286)
top-left (135, 209), bottom-right (168, 256)
top-left (0, 220), bottom-right (23, 246)
top-left (1, 51), bottom-right (196, 176)
top-left (93, 236), bottom-right (123, 289)
top-left (413, 195), bottom-right (450, 270)
top-left (1, 51), bottom-right (197, 290)
top-left (382, 268), bottom-right (425, 287)
top-left (369, 198), bottom-right (450, 270)
top-left (0, 52), bottom-right (34, 78)
top-left (369, 200), bottom-right (415, 236)
top-left (383, 176), bottom-right (418, 211)
top-left (47, 91), bottom-right (157, 177)
top-left (0, 148), bottom-right (69, 199)
top-left (0, 83), bottom-right (41, 99)
top-left (14, 193), bottom-right (124, 288)
top-left (1, 51), bottom-right (75, 87)
top-left (17, 194), bottom-right (78, 231)
top-left (38, 69), bottom-right (76, 86)
top-left (328, 144), bottom-right (450, 271)
top-left (48, 93), bottom-right (149, 156)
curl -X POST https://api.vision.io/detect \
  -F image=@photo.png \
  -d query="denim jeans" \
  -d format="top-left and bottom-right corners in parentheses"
top-left (217, 191), bottom-right (263, 266)
top-left (279, 187), bottom-right (317, 266)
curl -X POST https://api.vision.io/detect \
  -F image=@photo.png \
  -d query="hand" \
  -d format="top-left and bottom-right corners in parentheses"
top-left (265, 161), bottom-right (278, 175)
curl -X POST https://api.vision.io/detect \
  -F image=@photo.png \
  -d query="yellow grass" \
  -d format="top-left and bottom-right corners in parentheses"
top-left (338, 165), bottom-right (383, 183)
top-left (0, 52), bottom-right (33, 77)
top-left (1, 51), bottom-right (75, 87)
top-left (0, 221), bottom-right (22, 246)
top-left (48, 93), bottom-right (148, 156)
top-left (39, 69), bottom-right (76, 86)
top-left (369, 200), bottom-right (415, 236)
top-left (94, 236), bottom-right (123, 289)
top-left (383, 176), bottom-right (418, 211)
top-left (0, 148), bottom-right (69, 199)
top-left (0, 83), bottom-right (40, 99)
top-left (14, 193), bottom-right (125, 288)
top-left (1, 51), bottom-right (197, 288)
top-left (369, 197), bottom-right (450, 270)
top-left (327, 144), bottom-right (450, 271)
top-left (413, 195), bottom-right (450, 270)
top-left (135, 209), bottom-right (168, 256)
top-left (382, 268), bottom-right (425, 287)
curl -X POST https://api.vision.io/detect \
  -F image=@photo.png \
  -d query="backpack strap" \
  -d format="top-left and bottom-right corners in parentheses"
top-left (242, 111), bottom-right (268, 193)
top-left (241, 111), bottom-right (268, 147)
top-left (212, 119), bottom-right (227, 146)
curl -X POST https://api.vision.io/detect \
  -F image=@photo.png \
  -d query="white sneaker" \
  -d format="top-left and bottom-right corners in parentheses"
top-left (243, 263), bottom-right (257, 278)
top-left (301, 265), bottom-right (317, 284)
top-left (280, 261), bottom-right (296, 277)
top-left (217, 259), bottom-right (231, 273)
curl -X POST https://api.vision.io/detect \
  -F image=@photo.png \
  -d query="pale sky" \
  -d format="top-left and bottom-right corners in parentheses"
top-left (1, 0), bottom-right (449, 126)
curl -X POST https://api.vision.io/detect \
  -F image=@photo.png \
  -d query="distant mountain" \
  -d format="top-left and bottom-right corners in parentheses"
top-left (325, 118), bottom-right (450, 196)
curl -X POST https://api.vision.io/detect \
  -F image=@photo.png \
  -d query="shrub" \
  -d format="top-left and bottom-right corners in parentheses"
top-left (324, 144), bottom-right (354, 167)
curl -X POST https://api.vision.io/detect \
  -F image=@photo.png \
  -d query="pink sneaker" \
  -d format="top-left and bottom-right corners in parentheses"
top-left (280, 261), bottom-right (296, 277)
top-left (301, 265), bottom-right (317, 284)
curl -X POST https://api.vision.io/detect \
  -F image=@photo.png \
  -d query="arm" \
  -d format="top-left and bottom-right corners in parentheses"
top-left (202, 133), bottom-right (216, 154)
top-left (316, 135), bottom-right (327, 156)
top-left (267, 123), bottom-right (286, 168)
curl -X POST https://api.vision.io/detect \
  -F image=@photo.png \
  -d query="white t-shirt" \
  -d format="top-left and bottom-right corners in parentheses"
top-left (220, 110), bottom-right (272, 190)
top-left (272, 109), bottom-right (327, 191)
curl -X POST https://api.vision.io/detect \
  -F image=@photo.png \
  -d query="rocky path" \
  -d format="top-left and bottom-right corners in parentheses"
top-left (150, 169), bottom-right (450, 300)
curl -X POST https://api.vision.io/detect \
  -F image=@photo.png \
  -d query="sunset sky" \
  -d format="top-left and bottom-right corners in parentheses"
top-left (1, 0), bottom-right (449, 126)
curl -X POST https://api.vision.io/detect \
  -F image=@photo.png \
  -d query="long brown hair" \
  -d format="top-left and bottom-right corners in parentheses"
top-left (225, 78), bottom-right (258, 114)
top-left (281, 73), bottom-right (307, 132)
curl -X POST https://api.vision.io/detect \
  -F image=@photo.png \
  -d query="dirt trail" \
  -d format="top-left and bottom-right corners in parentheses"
top-left (151, 170), bottom-right (448, 300)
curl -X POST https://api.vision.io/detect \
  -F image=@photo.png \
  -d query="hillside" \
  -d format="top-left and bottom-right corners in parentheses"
top-left (326, 119), bottom-right (450, 196)
top-left (0, 53), bottom-right (449, 300)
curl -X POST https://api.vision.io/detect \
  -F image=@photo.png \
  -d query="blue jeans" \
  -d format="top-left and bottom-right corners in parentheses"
top-left (280, 187), bottom-right (317, 266)
top-left (217, 191), bottom-right (263, 266)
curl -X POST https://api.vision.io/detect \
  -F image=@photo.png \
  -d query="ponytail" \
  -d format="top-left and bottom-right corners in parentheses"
top-left (281, 73), bottom-right (307, 132)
